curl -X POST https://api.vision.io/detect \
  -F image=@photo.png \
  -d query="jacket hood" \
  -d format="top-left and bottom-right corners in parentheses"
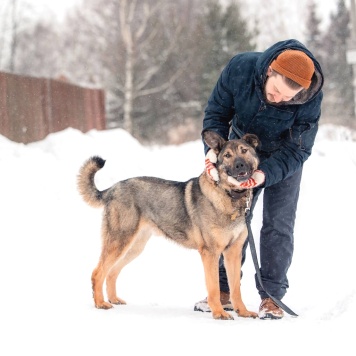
top-left (255, 39), bottom-right (324, 105)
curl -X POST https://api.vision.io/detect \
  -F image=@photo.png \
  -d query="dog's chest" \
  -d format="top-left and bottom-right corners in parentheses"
top-left (231, 216), bottom-right (246, 236)
top-left (230, 220), bottom-right (247, 246)
top-left (214, 215), bottom-right (247, 244)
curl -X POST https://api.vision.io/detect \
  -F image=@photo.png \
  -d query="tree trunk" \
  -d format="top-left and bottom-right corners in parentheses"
top-left (120, 0), bottom-right (135, 134)
top-left (123, 41), bottom-right (134, 134)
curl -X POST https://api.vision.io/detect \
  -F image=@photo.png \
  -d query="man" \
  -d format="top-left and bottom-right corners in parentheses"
top-left (194, 39), bottom-right (324, 319)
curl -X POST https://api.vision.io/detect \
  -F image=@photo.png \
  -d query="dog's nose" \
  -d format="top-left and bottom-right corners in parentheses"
top-left (235, 160), bottom-right (246, 169)
top-left (233, 159), bottom-right (250, 178)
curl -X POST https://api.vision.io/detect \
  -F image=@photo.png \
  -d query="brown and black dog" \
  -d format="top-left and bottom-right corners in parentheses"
top-left (77, 130), bottom-right (260, 320)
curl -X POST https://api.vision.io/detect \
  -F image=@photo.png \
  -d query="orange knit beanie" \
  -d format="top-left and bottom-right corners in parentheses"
top-left (270, 50), bottom-right (314, 89)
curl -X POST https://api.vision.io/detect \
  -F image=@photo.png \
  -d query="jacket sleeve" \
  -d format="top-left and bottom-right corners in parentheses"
top-left (202, 59), bottom-right (236, 153)
top-left (258, 91), bottom-right (323, 187)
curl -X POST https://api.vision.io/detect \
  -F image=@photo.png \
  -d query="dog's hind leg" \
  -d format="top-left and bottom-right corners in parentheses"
top-left (92, 232), bottom-right (139, 309)
top-left (106, 229), bottom-right (151, 305)
top-left (91, 240), bottom-right (125, 309)
top-left (92, 200), bottom-right (144, 309)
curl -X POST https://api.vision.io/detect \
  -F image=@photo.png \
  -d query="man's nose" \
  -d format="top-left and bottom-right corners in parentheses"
top-left (274, 94), bottom-right (283, 102)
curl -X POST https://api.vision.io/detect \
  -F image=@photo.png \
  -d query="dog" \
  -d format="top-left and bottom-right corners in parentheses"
top-left (77, 130), bottom-right (260, 320)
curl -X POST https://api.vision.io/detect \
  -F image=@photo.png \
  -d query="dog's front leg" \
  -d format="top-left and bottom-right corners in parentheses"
top-left (199, 249), bottom-right (234, 320)
top-left (223, 240), bottom-right (258, 318)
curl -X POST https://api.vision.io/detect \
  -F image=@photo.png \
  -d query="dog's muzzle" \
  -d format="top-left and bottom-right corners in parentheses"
top-left (226, 159), bottom-right (253, 182)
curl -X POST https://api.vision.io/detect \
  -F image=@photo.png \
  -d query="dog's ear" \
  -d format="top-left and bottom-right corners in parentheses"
top-left (242, 133), bottom-right (260, 149)
top-left (203, 130), bottom-right (226, 154)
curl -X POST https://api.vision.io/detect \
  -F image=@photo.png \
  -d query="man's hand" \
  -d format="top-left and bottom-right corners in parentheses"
top-left (225, 169), bottom-right (265, 189)
top-left (238, 170), bottom-right (265, 188)
top-left (205, 149), bottom-right (219, 182)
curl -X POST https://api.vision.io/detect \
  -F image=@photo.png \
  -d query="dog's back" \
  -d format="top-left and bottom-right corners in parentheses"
top-left (78, 156), bottom-right (199, 246)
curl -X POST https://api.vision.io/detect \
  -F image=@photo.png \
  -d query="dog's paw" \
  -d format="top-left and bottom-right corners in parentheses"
top-left (108, 297), bottom-right (127, 305)
top-left (212, 311), bottom-right (234, 320)
top-left (236, 309), bottom-right (258, 318)
top-left (95, 301), bottom-right (114, 309)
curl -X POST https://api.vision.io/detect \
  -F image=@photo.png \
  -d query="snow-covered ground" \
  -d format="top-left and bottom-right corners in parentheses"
top-left (1, 124), bottom-right (355, 355)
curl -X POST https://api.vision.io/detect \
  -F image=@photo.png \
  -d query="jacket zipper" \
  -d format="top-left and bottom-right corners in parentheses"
top-left (245, 101), bottom-right (266, 133)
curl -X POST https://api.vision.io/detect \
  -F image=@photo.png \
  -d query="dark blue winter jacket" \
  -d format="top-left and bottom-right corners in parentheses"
top-left (202, 39), bottom-right (324, 187)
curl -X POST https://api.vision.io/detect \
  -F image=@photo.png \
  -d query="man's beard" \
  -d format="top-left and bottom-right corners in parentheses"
top-left (264, 91), bottom-right (285, 106)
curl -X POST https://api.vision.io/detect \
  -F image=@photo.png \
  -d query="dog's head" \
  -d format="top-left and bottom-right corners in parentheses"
top-left (203, 130), bottom-right (260, 188)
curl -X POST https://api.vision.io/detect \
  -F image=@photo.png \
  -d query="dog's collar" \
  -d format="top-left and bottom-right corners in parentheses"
top-left (228, 189), bottom-right (252, 221)
top-left (226, 188), bottom-right (248, 200)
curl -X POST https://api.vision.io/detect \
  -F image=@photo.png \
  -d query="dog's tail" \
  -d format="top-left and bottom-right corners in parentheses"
top-left (77, 156), bottom-right (106, 208)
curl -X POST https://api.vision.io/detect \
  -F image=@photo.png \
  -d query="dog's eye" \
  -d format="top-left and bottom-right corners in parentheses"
top-left (224, 152), bottom-right (231, 158)
top-left (241, 148), bottom-right (247, 154)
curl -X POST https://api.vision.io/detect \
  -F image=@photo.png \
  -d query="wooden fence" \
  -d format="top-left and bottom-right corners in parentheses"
top-left (0, 71), bottom-right (105, 144)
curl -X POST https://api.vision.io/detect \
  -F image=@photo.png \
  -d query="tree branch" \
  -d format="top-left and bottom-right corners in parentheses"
top-left (134, 62), bottom-right (187, 98)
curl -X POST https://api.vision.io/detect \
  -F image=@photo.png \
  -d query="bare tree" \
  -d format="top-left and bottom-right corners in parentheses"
top-left (0, 0), bottom-right (59, 75)
top-left (321, 0), bottom-right (354, 124)
top-left (0, 0), bottom-right (19, 71)
top-left (116, 0), bottom-right (184, 134)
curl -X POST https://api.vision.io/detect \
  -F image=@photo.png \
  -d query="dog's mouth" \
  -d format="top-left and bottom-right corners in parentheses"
top-left (228, 170), bottom-right (253, 182)
top-left (237, 171), bottom-right (250, 180)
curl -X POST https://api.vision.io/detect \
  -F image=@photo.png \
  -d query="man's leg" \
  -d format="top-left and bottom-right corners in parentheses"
top-left (256, 167), bottom-right (303, 300)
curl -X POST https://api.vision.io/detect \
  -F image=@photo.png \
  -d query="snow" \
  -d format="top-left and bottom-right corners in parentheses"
top-left (1, 124), bottom-right (355, 355)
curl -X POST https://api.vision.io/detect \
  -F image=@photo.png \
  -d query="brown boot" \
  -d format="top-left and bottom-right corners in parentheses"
top-left (193, 291), bottom-right (233, 312)
top-left (258, 298), bottom-right (284, 320)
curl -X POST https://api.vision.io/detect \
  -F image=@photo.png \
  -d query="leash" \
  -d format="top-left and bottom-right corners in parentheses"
top-left (245, 207), bottom-right (298, 317)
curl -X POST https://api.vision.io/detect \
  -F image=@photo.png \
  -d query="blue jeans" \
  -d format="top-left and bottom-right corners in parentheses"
top-left (219, 167), bottom-right (303, 300)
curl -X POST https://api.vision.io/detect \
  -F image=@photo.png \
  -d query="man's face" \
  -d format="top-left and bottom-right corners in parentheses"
top-left (264, 67), bottom-right (303, 104)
